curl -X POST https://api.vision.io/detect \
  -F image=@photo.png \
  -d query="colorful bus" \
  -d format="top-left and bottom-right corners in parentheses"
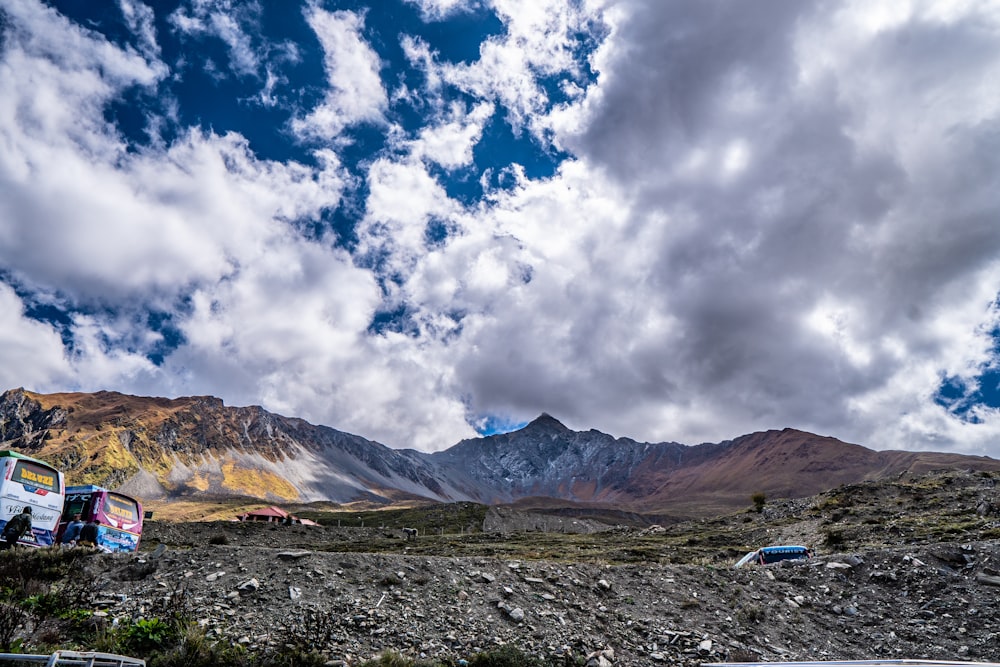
top-left (59, 485), bottom-right (143, 553)
top-left (0, 450), bottom-right (66, 547)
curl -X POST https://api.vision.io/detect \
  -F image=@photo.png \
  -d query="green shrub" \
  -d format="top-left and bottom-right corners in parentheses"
top-left (126, 617), bottom-right (177, 654)
top-left (736, 604), bottom-right (765, 624)
top-left (469, 644), bottom-right (547, 667)
top-left (0, 602), bottom-right (28, 652)
top-left (257, 647), bottom-right (330, 667)
top-left (146, 623), bottom-right (251, 667)
top-left (358, 650), bottom-right (440, 667)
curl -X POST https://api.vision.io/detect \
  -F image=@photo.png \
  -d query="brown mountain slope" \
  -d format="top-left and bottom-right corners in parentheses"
top-left (630, 428), bottom-right (1000, 513)
top-left (0, 389), bottom-right (213, 486)
top-left (0, 388), bottom-right (461, 504)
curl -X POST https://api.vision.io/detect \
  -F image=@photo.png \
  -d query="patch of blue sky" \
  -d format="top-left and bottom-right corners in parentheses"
top-left (427, 163), bottom-right (481, 205)
top-left (21, 301), bottom-right (75, 350)
top-left (144, 308), bottom-right (188, 366)
top-left (49, 3), bottom-right (173, 151)
top-left (4, 264), bottom-right (189, 365)
top-left (414, 8), bottom-right (502, 65)
top-left (440, 309), bottom-right (466, 341)
top-left (570, 16), bottom-right (609, 77)
top-left (334, 0), bottom-right (502, 65)
top-left (413, 106), bottom-right (570, 206)
top-left (935, 330), bottom-right (1000, 423)
top-left (337, 124), bottom-right (393, 174)
top-left (471, 111), bottom-right (567, 192)
top-left (533, 27), bottom-right (603, 108)
top-left (1, 271), bottom-right (73, 348)
top-left (367, 303), bottom-right (419, 337)
top-left (161, 13), bottom-right (323, 165)
top-left (356, 239), bottom-right (408, 295)
top-left (44, 0), bottom-right (314, 165)
top-left (934, 373), bottom-right (991, 424)
top-left (47, 1), bottom-right (150, 53)
top-left (322, 124), bottom-right (394, 250)
top-left (77, 300), bottom-right (191, 366)
top-left (321, 200), bottom-right (363, 251)
top-left (423, 217), bottom-right (452, 249)
top-left (474, 414), bottom-right (528, 437)
top-left (103, 87), bottom-right (165, 152)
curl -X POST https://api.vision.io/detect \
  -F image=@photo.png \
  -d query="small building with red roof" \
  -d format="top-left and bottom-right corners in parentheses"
top-left (237, 506), bottom-right (318, 526)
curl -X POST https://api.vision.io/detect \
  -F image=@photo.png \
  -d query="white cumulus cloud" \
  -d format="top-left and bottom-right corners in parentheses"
top-left (292, 6), bottom-right (388, 142)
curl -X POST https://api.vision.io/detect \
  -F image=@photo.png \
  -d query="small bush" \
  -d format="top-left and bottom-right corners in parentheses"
top-left (284, 608), bottom-right (340, 654)
top-left (823, 529), bottom-right (845, 547)
top-left (359, 652), bottom-right (409, 667)
top-left (358, 650), bottom-right (439, 667)
top-left (146, 623), bottom-right (251, 667)
top-left (379, 574), bottom-right (404, 587)
top-left (125, 617), bottom-right (178, 654)
top-left (470, 645), bottom-right (548, 667)
top-left (256, 646), bottom-right (329, 667)
top-left (0, 602), bottom-right (28, 652)
top-left (208, 534), bottom-right (229, 546)
top-left (736, 604), bottom-right (765, 624)
top-left (0, 547), bottom-right (91, 586)
top-left (750, 492), bottom-right (766, 513)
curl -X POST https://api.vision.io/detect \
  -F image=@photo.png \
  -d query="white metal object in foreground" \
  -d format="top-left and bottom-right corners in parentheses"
top-left (0, 651), bottom-right (145, 667)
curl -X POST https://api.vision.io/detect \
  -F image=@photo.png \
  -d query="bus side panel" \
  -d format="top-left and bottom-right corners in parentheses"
top-left (19, 525), bottom-right (56, 547)
top-left (1, 495), bottom-right (62, 547)
top-left (96, 525), bottom-right (140, 553)
top-left (1, 503), bottom-right (60, 547)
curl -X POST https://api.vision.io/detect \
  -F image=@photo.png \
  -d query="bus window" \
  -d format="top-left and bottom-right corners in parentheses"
top-left (11, 460), bottom-right (59, 494)
top-left (62, 494), bottom-right (91, 519)
top-left (102, 493), bottom-right (140, 526)
top-left (759, 545), bottom-right (812, 565)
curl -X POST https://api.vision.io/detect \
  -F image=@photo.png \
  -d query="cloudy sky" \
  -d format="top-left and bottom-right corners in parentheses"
top-left (3, 0), bottom-right (1000, 455)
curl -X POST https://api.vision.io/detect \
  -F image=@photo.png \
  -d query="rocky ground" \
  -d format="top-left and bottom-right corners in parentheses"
top-left (27, 470), bottom-right (1000, 665)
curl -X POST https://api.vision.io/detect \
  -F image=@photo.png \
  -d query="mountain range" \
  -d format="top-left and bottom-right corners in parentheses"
top-left (2, 387), bottom-right (998, 517)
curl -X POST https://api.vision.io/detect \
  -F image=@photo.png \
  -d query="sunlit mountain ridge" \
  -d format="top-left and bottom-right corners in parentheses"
top-left (2, 388), bottom-right (998, 517)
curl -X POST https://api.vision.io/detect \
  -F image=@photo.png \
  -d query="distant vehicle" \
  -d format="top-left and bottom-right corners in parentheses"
top-left (0, 450), bottom-right (66, 547)
top-left (734, 544), bottom-right (813, 568)
top-left (58, 485), bottom-right (144, 553)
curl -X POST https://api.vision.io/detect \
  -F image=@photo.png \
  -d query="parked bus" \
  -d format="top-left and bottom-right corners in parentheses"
top-left (0, 450), bottom-right (66, 547)
top-left (59, 485), bottom-right (143, 552)
top-left (734, 544), bottom-right (813, 568)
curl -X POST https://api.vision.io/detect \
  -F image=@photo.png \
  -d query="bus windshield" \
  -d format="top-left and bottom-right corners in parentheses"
top-left (11, 460), bottom-right (60, 494)
top-left (102, 493), bottom-right (140, 526)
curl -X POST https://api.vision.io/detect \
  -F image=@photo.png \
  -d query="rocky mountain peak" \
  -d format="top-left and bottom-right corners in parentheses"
top-left (522, 413), bottom-right (569, 435)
